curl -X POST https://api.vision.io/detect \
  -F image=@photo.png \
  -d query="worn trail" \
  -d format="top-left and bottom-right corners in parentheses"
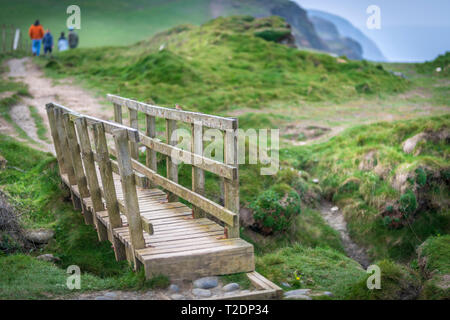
top-left (319, 201), bottom-right (370, 268)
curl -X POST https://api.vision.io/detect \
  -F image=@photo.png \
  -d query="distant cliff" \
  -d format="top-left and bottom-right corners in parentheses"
top-left (308, 9), bottom-right (386, 61)
top-left (209, 0), bottom-right (368, 60)
top-left (310, 15), bottom-right (363, 60)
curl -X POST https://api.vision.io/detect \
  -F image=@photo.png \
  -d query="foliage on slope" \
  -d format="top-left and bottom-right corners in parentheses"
top-left (287, 115), bottom-right (449, 261)
top-left (44, 16), bottom-right (408, 116)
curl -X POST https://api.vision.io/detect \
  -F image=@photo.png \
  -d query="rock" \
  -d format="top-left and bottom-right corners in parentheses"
top-left (192, 288), bottom-right (212, 298)
top-left (239, 207), bottom-right (255, 228)
top-left (104, 292), bottom-right (117, 299)
top-left (284, 289), bottom-right (311, 297)
top-left (323, 291), bottom-right (333, 297)
top-left (193, 276), bottom-right (218, 289)
top-left (171, 293), bottom-right (186, 300)
top-left (331, 206), bottom-right (339, 212)
top-left (402, 133), bottom-right (427, 154)
top-left (284, 294), bottom-right (312, 300)
top-left (436, 67), bottom-right (442, 72)
top-left (169, 284), bottom-right (180, 293)
top-left (36, 253), bottom-right (60, 263)
top-left (223, 283), bottom-right (240, 292)
top-left (312, 178), bottom-right (319, 184)
top-left (24, 228), bottom-right (54, 244)
top-left (281, 282), bottom-right (291, 288)
top-left (95, 296), bottom-right (112, 300)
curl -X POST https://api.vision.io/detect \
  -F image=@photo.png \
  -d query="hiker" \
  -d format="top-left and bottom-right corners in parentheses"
top-left (68, 27), bottom-right (79, 49)
top-left (28, 20), bottom-right (44, 56)
top-left (58, 32), bottom-right (69, 52)
top-left (42, 29), bottom-right (53, 56)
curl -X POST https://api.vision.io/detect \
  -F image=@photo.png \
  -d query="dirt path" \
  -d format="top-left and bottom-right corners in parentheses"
top-left (319, 201), bottom-right (370, 268)
top-left (5, 57), bottom-right (113, 153)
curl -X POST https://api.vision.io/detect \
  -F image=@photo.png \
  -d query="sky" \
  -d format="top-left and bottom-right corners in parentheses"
top-left (294, 0), bottom-right (450, 62)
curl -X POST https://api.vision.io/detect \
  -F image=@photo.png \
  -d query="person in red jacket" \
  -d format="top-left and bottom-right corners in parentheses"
top-left (29, 20), bottom-right (44, 56)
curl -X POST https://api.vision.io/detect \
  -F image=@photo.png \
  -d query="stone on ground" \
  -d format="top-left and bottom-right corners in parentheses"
top-left (24, 228), bottom-right (54, 244)
top-left (192, 288), bottom-right (212, 297)
top-left (193, 276), bottom-right (218, 289)
top-left (223, 283), bottom-right (240, 292)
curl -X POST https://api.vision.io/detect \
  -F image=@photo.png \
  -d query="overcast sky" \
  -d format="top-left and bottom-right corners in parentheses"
top-left (294, 0), bottom-right (450, 62)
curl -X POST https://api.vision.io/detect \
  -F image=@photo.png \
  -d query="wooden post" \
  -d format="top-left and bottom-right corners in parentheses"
top-left (92, 122), bottom-right (124, 253)
top-left (53, 108), bottom-right (76, 185)
top-left (75, 117), bottom-right (104, 225)
top-left (145, 114), bottom-right (157, 187)
top-left (224, 123), bottom-right (240, 238)
top-left (45, 104), bottom-right (65, 176)
top-left (128, 108), bottom-right (139, 159)
top-left (62, 113), bottom-right (90, 199)
top-left (191, 122), bottom-right (205, 218)
top-left (113, 103), bottom-right (122, 124)
top-left (112, 128), bottom-right (146, 257)
top-left (165, 119), bottom-right (178, 202)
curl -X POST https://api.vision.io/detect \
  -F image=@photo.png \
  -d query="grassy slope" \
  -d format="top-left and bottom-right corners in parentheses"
top-left (0, 0), bottom-right (211, 48)
top-left (42, 16), bottom-right (408, 117)
top-left (0, 135), bottom-right (166, 299)
top-left (287, 115), bottom-right (449, 261)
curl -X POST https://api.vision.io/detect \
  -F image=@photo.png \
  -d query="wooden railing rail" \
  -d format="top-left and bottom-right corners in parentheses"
top-left (46, 103), bottom-right (147, 260)
top-left (107, 94), bottom-right (240, 237)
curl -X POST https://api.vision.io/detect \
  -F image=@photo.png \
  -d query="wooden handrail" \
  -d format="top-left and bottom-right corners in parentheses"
top-left (107, 94), bottom-right (238, 130)
top-left (129, 158), bottom-right (238, 227)
top-left (138, 133), bottom-right (237, 180)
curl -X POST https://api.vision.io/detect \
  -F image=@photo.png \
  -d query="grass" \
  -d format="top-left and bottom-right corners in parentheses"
top-left (0, 0), bottom-right (211, 48)
top-left (41, 16), bottom-right (409, 119)
top-left (0, 135), bottom-right (167, 298)
top-left (417, 235), bottom-right (450, 299)
top-left (286, 114), bottom-right (450, 262)
top-left (29, 106), bottom-right (49, 142)
top-left (255, 244), bottom-right (366, 299)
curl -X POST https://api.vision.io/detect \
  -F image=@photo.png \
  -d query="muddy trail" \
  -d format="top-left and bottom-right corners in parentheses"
top-left (3, 57), bottom-right (112, 153)
top-left (319, 201), bottom-right (370, 268)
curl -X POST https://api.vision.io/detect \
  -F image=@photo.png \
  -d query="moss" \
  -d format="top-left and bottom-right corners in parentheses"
top-left (347, 259), bottom-right (420, 300)
top-left (417, 235), bottom-right (450, 299)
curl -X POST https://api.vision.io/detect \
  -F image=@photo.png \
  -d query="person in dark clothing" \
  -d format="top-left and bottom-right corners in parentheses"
top-left (42, 29), bottom-right (53, 55)
top-left (68, 27), bottom-right (79, 49)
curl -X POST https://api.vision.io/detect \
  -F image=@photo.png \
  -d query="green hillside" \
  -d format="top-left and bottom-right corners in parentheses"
top-left (43, 15), bottom-right (408, 117)
top-left (0, 0), bottom-right (211, 48)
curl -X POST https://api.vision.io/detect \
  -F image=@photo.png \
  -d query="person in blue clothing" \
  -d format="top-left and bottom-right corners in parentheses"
top-left (58, 32), bottom-right (69, 52)
top-left (42, 29), bottom-right (53, 56)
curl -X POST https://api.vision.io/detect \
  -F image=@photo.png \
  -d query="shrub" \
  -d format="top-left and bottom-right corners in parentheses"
top-left (250, 184), bottom-right (301, 235)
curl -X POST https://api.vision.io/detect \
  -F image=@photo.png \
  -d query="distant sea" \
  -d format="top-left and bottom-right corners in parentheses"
top-left (363, 25), bottom-right (450, 62)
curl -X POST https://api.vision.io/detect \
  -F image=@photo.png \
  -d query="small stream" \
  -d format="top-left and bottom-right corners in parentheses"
top-left (319, 201), bottom-right (371, 268)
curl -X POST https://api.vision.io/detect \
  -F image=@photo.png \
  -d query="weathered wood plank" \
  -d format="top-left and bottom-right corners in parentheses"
top-left (128, 107), bottom-right (139, 159)
top-left (62, 112), bottom-right (90, 198)
top-left (130, 158), bottom-right (237, 227)
top-left (92, 122), bottom-right (123, 248)
top-left (145, 114), bottom-right (157, 188)
top-left (53, 107), bottom-right (76, 184)
top-left (107, 94), bottom-right (237, 130)
top-left (165, 119), bottom-right (178, 202)
top-left (49, 102), bottom-right (139, 142)
top-left (112, 128), bottom-right (147, 250)
top-left (224, 127), bottom-right (240, 238)
top-left (139, 133), bottom-right (237, 180)
top-left (191, 122), bottom-right (205, 218)
top-left (45, 104), bottom-right (65, 175)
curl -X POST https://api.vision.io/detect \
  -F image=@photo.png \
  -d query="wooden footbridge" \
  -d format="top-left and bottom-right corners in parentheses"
top-left (45, 95), bottom-right (256, 281)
